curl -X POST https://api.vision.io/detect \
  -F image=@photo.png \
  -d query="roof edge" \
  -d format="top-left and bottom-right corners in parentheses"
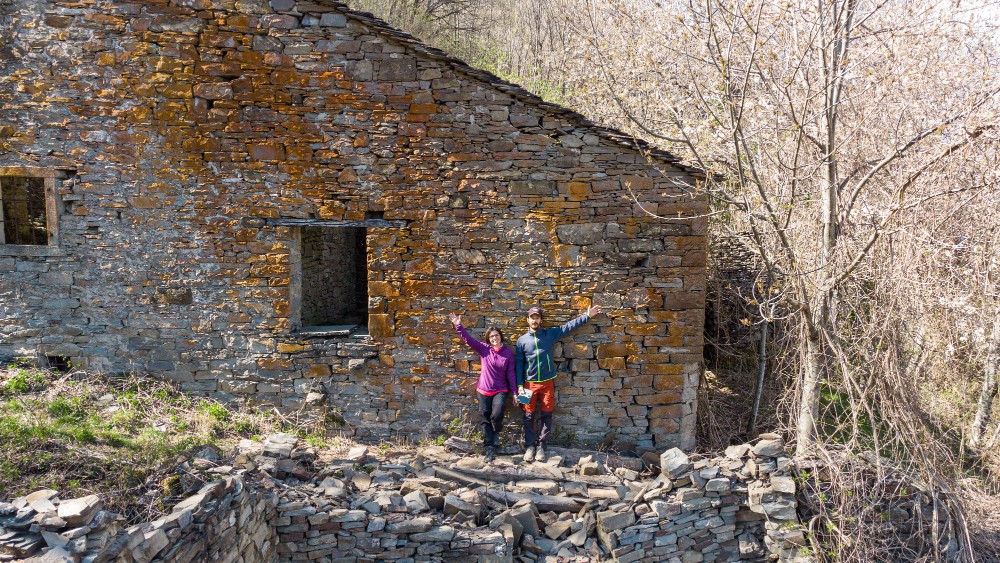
top-left (273, 0), bottom-right (707, 180)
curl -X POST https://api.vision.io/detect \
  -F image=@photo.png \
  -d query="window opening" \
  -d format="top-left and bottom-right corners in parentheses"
top-left (45, 355), bottom-right (72, 373)
top-left (1, 176), bottom-right (48, 245)
top-left (300, 225), bottom-right (368, 329)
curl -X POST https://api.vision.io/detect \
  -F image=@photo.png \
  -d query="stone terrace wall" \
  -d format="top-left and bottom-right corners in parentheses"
top-left (0, 475), bottom-right (277, 562)
top-left (0, 433), bottom-right (808, 562)
top-left (0, 0), bottom-right (707, 449)
top-left (256, 443), bottom-right (806, 563)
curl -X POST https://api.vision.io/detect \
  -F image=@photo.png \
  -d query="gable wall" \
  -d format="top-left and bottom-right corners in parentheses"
top-left (0, 0), bottom-right (707, 449)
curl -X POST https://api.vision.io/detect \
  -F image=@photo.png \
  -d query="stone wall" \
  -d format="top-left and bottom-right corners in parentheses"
top-left (704, 234), bottom-right (768, 365)
top-left (0, 0), bottom-right (708, 449)
top-left (0, 475), bottom-right (277, 563)
top-left (0, 433), bottom-right (808, 562)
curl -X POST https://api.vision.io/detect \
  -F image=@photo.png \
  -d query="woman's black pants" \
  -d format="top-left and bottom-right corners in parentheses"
top-left (478, 392), bottom-right (508, 448)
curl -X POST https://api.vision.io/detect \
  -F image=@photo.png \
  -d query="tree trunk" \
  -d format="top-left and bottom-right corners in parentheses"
top-left (796, 324), bottom-right (826, 457)
top-left (970, 314), bottom-right (1000, 450)
top-left (749, 318), bottom-right (769, 432)
top-left (795, 0), bottom-right (853, 458)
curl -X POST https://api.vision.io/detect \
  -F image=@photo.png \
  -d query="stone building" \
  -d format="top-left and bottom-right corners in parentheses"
top-left (0, 0), bottom-right (707, 449)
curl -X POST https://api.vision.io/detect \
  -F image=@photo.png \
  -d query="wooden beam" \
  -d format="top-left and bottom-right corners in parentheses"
top-left (484, 489), bottom-right (585, 513)
top-left (434, 466), bottom-right (491, 487)
top-left (448, 464), bottom-right (621, 488)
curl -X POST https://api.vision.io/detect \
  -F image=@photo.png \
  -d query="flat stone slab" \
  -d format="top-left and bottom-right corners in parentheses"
top-left (660, 448), bottom-right (691, 479)
top-left (386, 517), bottom-right (433, 533)
top-left (455, 457), bottom-right (484, 470)
top-left (403, 490), bottom-right (430, 512)
top-left (262, 433), bottom-right (298, 459)
top-left (56, 495), bottom-right (102, 528)
top-left (545, 521), bottom-right (572, 540)
top-left (597, 509), bottom-right (636, 533)
top-left (513, 480), bottom-right (559, 494)
top-left (725, 444), bottom-right (751, 459)
top-left (705, 478), bottom-right (731, 493)
top-left (444, 436), bottom-right (472, 452)
top-left (771, 476), bottom-right (796, 494)
top-left (588, 487), bottom-right (622, 500)
top-left (297, 325), bottom-right (357, 337)
top-left (352, 472), bottom-right (372, 491)
top-left (410, 525), bottom-right (456, 542)
top-left (28, 498), bottom-right (57, 514)
top-left (443, 495), bottom-right (478, 516)
top-left (563, 482), bottom-right (589, 497)
top-left (489, 509), bottom-right (524, 546)
top-left (753, 438), bottom-right (785, 457)
top-left (345, 446), bottom-right (368, 460)
top-left (24, 490), bottom-right (59, 503)
top-left (567, 527), bottom-right (588, 547)
top-left (130, 528), bottom-right (168, 563)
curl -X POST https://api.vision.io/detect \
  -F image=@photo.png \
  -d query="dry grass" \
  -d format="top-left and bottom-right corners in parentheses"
top-left (696, 366), bottom-right (785, 452)
top-left (961, 482), bottom-right (1000, 562)
top-left (0, 364), bottom-right (336, 524)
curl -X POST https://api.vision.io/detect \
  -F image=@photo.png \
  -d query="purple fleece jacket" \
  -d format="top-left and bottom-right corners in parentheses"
top-left (456, 324), bottom-right (516, 395)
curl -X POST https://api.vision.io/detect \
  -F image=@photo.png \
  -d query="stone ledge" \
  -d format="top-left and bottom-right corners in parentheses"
top-left (0, 245), bottom-right (64, 257)
top-left (294, 325), bottom-right (360, 338)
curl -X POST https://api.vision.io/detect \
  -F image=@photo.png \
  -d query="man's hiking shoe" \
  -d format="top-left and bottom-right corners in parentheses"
top-left (485, 447), bottom-right (495, 463)
top-left (523, 446), bottom-right (536, 462)
top-left (535, 446), bottom-right (547, 463)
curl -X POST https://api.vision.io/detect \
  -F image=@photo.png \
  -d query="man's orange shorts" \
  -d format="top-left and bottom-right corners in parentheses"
top-left (523, 380), bottom-right (556, 413)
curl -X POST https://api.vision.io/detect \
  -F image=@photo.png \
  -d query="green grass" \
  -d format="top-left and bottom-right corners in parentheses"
top-left (1, 367), bottom-right (47, 395)
top-left (0, 365), bottom-right (317, 524)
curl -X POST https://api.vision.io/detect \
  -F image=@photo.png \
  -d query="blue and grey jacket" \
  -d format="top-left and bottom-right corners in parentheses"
top-left (515, 313), bottom-right (591, 385)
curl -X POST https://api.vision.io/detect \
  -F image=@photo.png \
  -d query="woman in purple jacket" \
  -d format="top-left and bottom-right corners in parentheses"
top-left (449, 312), bottom-right (517, 463)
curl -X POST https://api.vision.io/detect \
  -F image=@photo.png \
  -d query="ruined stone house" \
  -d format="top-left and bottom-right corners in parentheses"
top-left (0, 0), bottom-right (708, 449)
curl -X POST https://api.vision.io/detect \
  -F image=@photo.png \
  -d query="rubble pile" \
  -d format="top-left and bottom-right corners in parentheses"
top-left (0, 491), bottom-right (114, 561)
top-left (0, 432), bottom-right (809, 562)
top-left (0, 473), bottom-right (276, 563)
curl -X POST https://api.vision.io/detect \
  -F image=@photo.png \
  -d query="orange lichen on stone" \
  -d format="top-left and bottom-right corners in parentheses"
top-left (0, 0), bottom-right (706, 449)
top-left (368, 314), bottom-right (394, 337)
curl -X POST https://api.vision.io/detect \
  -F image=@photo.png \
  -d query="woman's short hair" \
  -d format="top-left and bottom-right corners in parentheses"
top-left (484, 326), bottom-right (505, 343)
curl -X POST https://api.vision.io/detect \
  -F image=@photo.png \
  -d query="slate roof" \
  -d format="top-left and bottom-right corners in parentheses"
top-left (290, 1), bottom-right (705, 179)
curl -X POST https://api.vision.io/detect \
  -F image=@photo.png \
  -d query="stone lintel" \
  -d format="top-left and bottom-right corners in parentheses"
top-left (266, 218), bottom-right (408, 228)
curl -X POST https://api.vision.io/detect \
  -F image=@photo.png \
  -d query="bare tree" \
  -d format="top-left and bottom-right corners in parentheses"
top-left (346, 0), bottom-right (579, 103)
top-left (972, 315), bottom-right (1000, 450)
top-left (908, 188), bottom-right (1000, 455)
top-left (353, 0), bottom-right (1000, 553)
top-left (347, 0), bottom-right (494, 44)
top-left (564, 0), bottom-right (1000, 455)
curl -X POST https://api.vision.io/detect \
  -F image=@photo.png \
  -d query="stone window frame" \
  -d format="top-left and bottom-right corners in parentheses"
top-left (0, 166), bottom-right (65, 257)
top-left (271, 217), bottom-right (406, 338)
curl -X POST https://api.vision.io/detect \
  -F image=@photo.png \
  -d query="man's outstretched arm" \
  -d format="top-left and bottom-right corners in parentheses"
top-left (555, 304), bottom-right (603, 337)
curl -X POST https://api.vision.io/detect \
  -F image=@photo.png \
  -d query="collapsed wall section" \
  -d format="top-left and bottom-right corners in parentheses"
top-left (0, 436), bottom-right (806, 562)
top-left (0, 476), bottom-right (277, 562)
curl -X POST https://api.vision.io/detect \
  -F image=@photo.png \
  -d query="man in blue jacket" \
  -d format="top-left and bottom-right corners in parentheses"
top-left (516, 303), bottom-right (602, 462)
